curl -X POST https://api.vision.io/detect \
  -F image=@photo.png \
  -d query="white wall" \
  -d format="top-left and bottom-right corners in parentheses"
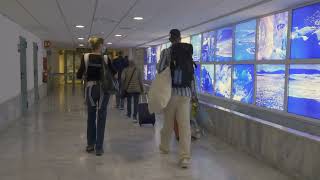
top-left (0, 14), bottom-right (43, 104)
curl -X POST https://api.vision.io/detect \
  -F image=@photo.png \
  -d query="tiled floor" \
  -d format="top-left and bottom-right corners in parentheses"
top-left (0, 85), bottom-right (293, 180)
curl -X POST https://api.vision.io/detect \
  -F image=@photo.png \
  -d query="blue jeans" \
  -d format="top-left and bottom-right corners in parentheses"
top-left (127, 93), bottom-right (139, 118)
top-left (86, 85), bottom-right (110, 150)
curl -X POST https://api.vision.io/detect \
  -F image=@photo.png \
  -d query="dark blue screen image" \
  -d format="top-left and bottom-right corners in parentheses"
top-left (291, 2), bottom-right (320, 59)
top-left (201, 65), bottom-right (214, 95)
top-left (232, 64), bottom-right (254, 104)
top-left (288, 64), bottom-right (320, 119)
top-left (151, 46), bottom-right (157, 64)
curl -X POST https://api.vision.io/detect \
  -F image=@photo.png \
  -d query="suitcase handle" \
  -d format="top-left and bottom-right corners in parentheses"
top-left (139, 94), bottom-right (149, 104)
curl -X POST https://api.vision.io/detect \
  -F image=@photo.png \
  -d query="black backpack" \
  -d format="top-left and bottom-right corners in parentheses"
top-left (170, 43), bottom-right (194, 88)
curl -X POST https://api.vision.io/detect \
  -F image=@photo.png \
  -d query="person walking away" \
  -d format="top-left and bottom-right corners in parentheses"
top-left (157, 29), bottom-right (196, 168)
top-left (77, 36), bottom-right (116, 156)
top-left (121, 61), bottom-right (144, 123)
top-left (112, 51), bottom-right (127, 110)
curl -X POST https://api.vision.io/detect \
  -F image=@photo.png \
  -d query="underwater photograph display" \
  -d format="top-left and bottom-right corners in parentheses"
top-left (232, 64), bottom-right (254, 104)
top-left (201, 65), bottom-right (214, 95)
top-left (216, 27), bottom-right (233, 61)
top-left (257, 12), bottom-right (288, 60)
top-left (191, 34), bottom-right (202, 62)
top-left (144, 65), bottom-right (148, 80)
top-left (181, 36), bottom-right (191, 43)
top-left (288, 64), bottom-right (320, 119)
top-left (291, 3), bottom-right (320, 59)
top-left (202, 31), bottom-right (215, 62)
top-left (235, 20), bottom-right (257, 61)
top-left (147, 64), bottom-right (157, 81)
top-left (146, 47), bottom-right (152, 64)
top-left (215, 64), bottom-right (232, 98)
top-left (195, 64), bottom-right (201, 92)
top-left (151, 46), bottom-right (157, 64)
top-left (256, 65), bottom-right (285, 110)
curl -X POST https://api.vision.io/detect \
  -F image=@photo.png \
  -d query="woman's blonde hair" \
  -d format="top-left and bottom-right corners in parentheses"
top-left (88, 36), bottom-right (104, 50)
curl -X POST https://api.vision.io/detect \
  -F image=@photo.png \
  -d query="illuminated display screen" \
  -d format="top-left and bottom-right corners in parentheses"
top-left (215, 64), bottom-right (231, 98)
top-left (232, 64), bottom-right (254, 104)
top-left (216, 27), bottom-right (233, 61)
top-left (257, 12), bottom-right (288, 60)
top-left (288, 64), bottom-right (320, 119)
top-left (256, 65), bottom-right (285, 110)
top-left (191, 34), bottom-right (202, 62)
top-left (151, 46), bottom-right (157, 64)
top-left (147, 64), bottom-right (156, 81)
top-left (235, 20), bottom-right (257, 61)
top-left (201, 64), bottom-right (214, 95)
top-left (202, 31), bottom-right (215, 62)
top-left (291, 3), bottom-right (320, 59)
top-left (194, 64), bottom-right (201, 92)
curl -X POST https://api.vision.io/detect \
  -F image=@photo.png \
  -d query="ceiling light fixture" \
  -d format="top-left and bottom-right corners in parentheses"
top-left (79, 44), bottom-right (84, 47)
top-left (133, 17), bottom-right (143, 20)
top-left (75, 25), bottom-right (85, 28)
top-left (115, 34), bottom-right (122, 37)
top-left (78, 37), bottom-right (84, 40)
top-left (107, 42), bottom-right (112, 45)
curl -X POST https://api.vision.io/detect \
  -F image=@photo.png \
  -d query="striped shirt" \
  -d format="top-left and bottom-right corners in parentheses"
top-left (157, 47), bottom-right (195, 97)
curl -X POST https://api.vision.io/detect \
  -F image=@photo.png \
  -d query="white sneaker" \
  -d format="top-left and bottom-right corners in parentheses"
top-left (179, 159), bottom-right (190, 169)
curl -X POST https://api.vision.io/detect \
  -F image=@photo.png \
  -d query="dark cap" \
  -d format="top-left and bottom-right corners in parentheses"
top-left (169, 29), bottom-right (181, 39)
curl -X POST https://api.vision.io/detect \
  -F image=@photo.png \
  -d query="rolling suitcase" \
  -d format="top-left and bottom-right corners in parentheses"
top-left (138, 95), bottom-right (156, 126)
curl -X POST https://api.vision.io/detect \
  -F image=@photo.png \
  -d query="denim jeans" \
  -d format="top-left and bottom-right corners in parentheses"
top-left (86, 85), bottom-right (110, 150)
top-left (127, 93), bottom-right (140, 118)
top-left (116, 93), bottom-right (125, 108)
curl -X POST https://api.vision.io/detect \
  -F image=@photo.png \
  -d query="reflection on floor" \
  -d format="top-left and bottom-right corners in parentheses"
top-left (0, 85), bottom-right (293, 180)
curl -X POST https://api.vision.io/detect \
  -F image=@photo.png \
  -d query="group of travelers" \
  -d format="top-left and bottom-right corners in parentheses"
top-left (77, 29), bottom-right (196, 169)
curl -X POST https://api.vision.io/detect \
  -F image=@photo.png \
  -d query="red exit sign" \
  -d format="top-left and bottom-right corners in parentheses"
top-left (44, 41), bottom-right (51, 48)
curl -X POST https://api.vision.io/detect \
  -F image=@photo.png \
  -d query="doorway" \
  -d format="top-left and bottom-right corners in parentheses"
top-left (33, 42), bottom-right (39, 102)
top-left (18, 36), bottom-right (28, 113)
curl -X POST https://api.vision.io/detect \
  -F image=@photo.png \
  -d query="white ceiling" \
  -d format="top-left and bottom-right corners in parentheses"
top-left (0, 0), bottom-right (315, 49)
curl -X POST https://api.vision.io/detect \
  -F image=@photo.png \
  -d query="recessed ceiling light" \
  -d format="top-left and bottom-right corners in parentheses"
top-left (75, 25), bottom-right (85, 28)
top-left (107, 42), bottom-right (112, 45)
top-left (133, 17), bottom-right (143, 20)
top-left (79, 44), bottom-right (84, 47)
top-left (78, 37), bottom-right (84, 40)
top-left (115, 34), bottom-right (122, 37)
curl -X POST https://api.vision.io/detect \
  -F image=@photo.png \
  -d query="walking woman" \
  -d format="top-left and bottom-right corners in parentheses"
top-left (77, 37), bottom-right (116, 156)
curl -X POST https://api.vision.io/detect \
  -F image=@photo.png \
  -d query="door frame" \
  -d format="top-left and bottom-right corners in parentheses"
top-left (33, 42), bottom-right (39, 102)
top-left (18, 36), bottom-right (28, 113)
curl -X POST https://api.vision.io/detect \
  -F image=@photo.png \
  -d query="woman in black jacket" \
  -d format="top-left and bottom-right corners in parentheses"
top-left (77, 37), bottom-right (116, 156)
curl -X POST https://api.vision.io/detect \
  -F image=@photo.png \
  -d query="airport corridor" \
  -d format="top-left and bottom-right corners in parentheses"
top-left (0, 85), bottom-right (293, 180)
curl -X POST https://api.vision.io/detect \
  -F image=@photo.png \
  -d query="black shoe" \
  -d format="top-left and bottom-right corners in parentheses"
top-left (96, 149), bottom-right (104, 156)
top-left (127, 114), bottom-right (131, 118)
top-left (86, 145), bottom-right (95, 153)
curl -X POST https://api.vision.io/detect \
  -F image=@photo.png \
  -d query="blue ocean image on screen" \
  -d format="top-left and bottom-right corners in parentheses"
top-left (147, 64), bottom-right (156, 81)
top-left (144, 65), bottom-right (148, 80)
top-left (258, 12), bottom-right (288, 60)
top-left (201, 65), bottom-right (214, 95)
top-left (291, 3), bottom-right (320, 59)
top-left (256, 65), bottom-right (285, 110)
top-left (288, 65), bottom-right (320, 120)
top-left (235, 20), bottom-right (256, 61)
top-left (202, 31), bottom-right (215, 62)
top-left (151, 46), bottom-right (157, 64)
top-left (215, 65), bottom-right (231, 98)
top-left (146, 47), bottom-right (152, 64)
top-left (232, 65), bottom-right (254, 104)
top-left (194, 65), bottom-right (201, 92)
top-left (216, 27), bottom-right (233, 61)
top-left (191, 34), bottom-right (202, 62)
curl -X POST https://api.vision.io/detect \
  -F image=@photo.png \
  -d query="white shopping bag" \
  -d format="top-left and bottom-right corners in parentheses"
top-left (148, 67), bottom-right (172, 113)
